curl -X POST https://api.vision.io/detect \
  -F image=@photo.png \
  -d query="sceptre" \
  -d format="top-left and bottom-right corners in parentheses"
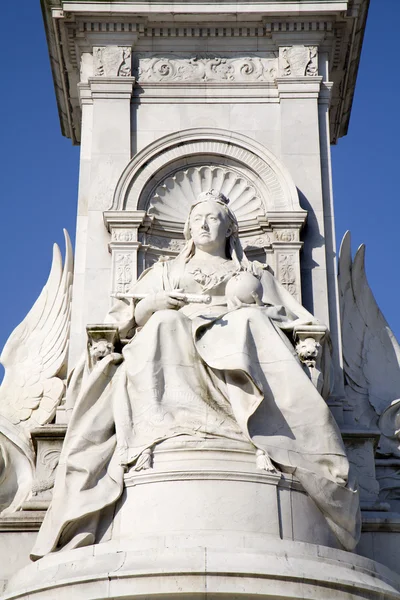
top-left (111, 292), bottom-right (212, 304)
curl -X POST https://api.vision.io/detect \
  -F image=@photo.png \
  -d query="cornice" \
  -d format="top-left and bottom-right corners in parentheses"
top-left (41, 0), bottom-right (369, 145)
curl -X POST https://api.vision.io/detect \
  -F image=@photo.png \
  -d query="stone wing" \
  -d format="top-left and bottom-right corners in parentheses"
top-left (0, 230), bottom-right (73, 430)
top-left (338, 231), bottom-right (400, 428)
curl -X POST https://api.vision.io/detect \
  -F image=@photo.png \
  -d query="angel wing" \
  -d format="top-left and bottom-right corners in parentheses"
top-left (338, 231), bottom-right (400, 430)
top-left (0, 230), bottom-right (73, 514)
top-left (0, 230), bottom-right (73, 430)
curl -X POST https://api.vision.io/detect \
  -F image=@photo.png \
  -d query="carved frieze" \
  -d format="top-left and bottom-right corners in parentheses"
top-left (242, 234), bottom-right (271, 250)
top-left (279, 46), bottom-right (318, 77)
top-left (145, 235), bottom-right (186, 252)
top-left (274, 229), bottom-right (298, 242)
top-left (94, 46), bottom-right (132, 77)
top-left (135, 54), bottom-right (277, 83)
top-left (112, 229), bottom-right (136, 242)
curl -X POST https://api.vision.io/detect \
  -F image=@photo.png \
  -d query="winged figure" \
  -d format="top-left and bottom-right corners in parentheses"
top-left (0, 231), bottom-right (73, 514)
top-left (338, 231), bottom-right (400, 454)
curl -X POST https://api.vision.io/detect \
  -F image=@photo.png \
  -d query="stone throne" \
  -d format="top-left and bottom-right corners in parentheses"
top-left (103, 128), bottom-right (327, 391)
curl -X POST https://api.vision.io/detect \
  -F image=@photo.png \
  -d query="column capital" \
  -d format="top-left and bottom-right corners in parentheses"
top-left (276, 76), bottom-right (323, 99)
top-left (88, 77), bottom-right (135, 100)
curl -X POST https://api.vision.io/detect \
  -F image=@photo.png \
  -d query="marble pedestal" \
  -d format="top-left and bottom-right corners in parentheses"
top-left (4, 439), bottom-right (400, 600)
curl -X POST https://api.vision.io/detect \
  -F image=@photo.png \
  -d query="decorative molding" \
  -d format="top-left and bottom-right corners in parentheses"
top-left (77, 20), bottom-right (333, 38)
top-left (110, 128), bottom-right (303, 215)
top-left (93, 46), bottom-right (132, 77)
top-left (135, 54), bottom-right (277, 83)
top-left (279, 45), bottom-right (318, 77)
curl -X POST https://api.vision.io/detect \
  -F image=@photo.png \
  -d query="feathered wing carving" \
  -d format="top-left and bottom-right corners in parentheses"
top-left (0, 230), bottom-right (73, 513)
top-left (338, 231), bottom-right (400, 439)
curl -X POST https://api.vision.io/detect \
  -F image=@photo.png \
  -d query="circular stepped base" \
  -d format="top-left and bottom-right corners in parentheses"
top-left (4, 439), bottom-right (400, 599)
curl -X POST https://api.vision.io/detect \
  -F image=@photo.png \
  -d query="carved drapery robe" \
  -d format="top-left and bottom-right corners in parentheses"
top-left (31, 260), bottom-right (360, 559)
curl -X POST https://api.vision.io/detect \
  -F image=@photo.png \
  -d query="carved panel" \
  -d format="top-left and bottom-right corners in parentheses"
top-left (115, 253), bottom-right (133, 294)
top-left (146, 235), bottom-right (186, 252)
top-left (135, 53), bottom-right (277, 83)
top-left (279, 46), bottom-right (318, 77)
top-left (274, 229), bottom-right (298, 242)
top-left (112, 229), bottom-right (136, 242)
top-left (242, 234), bottom-right (271, 250)
top-left (277, 253), bottom-right (297, 297)
top-left (94, 46), bottom-right (132, 77)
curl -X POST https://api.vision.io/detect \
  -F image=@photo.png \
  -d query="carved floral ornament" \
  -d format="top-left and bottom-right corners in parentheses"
top-left (93, 46), bottom-right (132, 77)
top-left (279, 45), bottom-right (318, 77)
top-left (135, 53), bottom-right (277, 83)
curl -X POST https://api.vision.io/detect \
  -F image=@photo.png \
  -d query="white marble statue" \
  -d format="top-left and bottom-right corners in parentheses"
top-left (0, 231), bottom-right (73, 515)
top-left (338, 231), bottom-right (400, 455)
top-left (31, 191), bottom-right (360, 559)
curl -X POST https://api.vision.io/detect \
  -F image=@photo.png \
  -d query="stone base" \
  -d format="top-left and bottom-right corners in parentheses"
top-left (4, 537), bottom-right (400, 600)
top-left (112, 437), bottom-right (340, 548)
top-left (4, 438), bottom-right (400, 599)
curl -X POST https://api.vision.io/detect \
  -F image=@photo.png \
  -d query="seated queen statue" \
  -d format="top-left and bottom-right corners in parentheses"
top-left (31, 189), bottom-right (360, 559)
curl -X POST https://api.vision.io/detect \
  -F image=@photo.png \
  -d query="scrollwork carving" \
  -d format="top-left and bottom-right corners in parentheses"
top-left (274, 229), bottom-right (297, 242)
top-left (136, 54), bottom-right (277, 83)
top-left (112, 229), bottom-right (135, 242)
top-left (146, 236), bottom-right (186, 252)
top-left (242, 235), bottom-right (271, 250)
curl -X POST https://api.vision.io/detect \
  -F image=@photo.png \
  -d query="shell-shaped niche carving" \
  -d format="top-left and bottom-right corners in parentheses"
top-left (147, 166), bottom-right (263, 223)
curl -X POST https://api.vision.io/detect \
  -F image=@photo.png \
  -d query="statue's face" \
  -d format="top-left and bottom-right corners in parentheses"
top-left (189, 201), bottom-right (231, 251)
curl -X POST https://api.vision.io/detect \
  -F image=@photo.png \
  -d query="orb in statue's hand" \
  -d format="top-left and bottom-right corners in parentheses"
top-left (225, 271), bottom-right (263, 304)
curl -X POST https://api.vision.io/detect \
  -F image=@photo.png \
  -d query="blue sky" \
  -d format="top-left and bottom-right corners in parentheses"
top-left (0, 0), bottom-right (398, 376)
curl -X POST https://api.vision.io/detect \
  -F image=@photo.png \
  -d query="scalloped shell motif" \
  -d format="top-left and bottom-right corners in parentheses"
top-left (147, 166), bottom-right (263, 223)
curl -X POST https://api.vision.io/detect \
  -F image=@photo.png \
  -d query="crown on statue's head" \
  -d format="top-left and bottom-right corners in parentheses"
top-left (196, 189), bottom-right (229, 205)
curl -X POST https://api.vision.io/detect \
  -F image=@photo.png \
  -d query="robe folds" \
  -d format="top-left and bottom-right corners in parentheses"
top-left (31, 260), bottom-right (361, 559)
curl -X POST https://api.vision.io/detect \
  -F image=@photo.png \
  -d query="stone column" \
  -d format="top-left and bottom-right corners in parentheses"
top-left (276, 43), bottom-right (343, 405)
top-left (318, 80), bottom-right (346, 404)
top-left (276, 71), bottom-right (326, 321)
top-left (69, 46), bottom-right (135, 367)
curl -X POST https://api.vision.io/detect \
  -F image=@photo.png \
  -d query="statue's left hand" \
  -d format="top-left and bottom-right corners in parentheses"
top-left (227, 293), bottom-right (264, 311)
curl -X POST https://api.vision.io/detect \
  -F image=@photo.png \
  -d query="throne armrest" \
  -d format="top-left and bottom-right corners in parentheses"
top-left (86, 324), bottom-right (121, 370)
top-left (293, 325), bottom-right (328, 394)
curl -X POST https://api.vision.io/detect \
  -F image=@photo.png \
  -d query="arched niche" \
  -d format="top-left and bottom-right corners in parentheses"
top-left (104, 128), bottom-right (306, 301)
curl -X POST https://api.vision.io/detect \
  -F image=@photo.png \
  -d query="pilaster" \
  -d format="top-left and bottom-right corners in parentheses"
top-left (69, 47), bottom-right (135, 366)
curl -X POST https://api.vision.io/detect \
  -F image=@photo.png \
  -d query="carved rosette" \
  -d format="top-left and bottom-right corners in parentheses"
top-left (279, 46), bottom-right (318, 77)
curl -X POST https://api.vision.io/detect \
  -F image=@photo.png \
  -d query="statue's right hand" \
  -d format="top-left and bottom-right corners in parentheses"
top-left (147, 291), bottom-right (187, 312)
top-left (135, 291), bottom-right (187, 327)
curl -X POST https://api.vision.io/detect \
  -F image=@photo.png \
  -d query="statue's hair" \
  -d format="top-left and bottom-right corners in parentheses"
top-left (178, 189), bottom-right (250, 270)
